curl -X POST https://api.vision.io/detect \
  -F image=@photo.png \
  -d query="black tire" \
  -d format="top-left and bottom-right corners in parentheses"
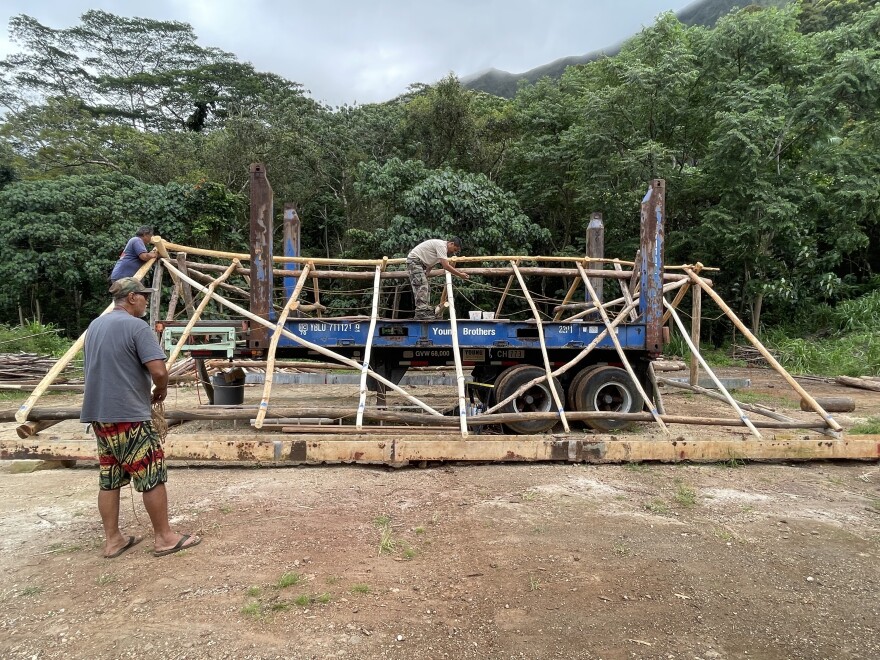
top-left (566, 365), bottom-right (603, 412)
top-left (494, 365), bottom-right (563, 435)
top-left (569, 365), bottom-right (639, 431)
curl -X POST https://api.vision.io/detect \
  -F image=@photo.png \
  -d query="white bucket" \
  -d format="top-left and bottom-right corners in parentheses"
top-left (482, 311), bottom-right (495, 320)
top-left (468, 310), bottom-right (482, 320)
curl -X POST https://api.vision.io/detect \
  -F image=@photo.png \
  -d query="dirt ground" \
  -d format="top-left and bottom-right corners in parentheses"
top-left (1, 367), bottom-right (879, 659)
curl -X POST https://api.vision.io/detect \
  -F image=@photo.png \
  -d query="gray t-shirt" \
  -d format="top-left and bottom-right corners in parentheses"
top-left (80, 310), bottom-right (167, 423)
top-left (408, 239), bottom-right (448, 270)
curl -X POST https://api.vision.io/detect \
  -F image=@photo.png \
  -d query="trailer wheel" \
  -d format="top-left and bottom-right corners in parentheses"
top-left (494, 365), bottom-right (563, 435)
top-left (566, 365), bottom-right (602, 412)
top-left (570, 365), bottom-right (639, 431)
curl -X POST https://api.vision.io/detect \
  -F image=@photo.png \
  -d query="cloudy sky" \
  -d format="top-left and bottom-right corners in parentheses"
top-left (0, 0), bottom-right (695, 106)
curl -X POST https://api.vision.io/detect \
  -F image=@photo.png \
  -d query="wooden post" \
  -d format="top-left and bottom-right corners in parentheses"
top-left (255, 262), bottom-right (311, 429)
top-left (312, 269), bottom-right (322, 318)
top-left (614, 261), bottom-right (638, 322)
top-left (356, 267), bottom-right (382, 430)
top-left (553, 279), bottom-right (581, 321)
top-left (282, 203), bottom-right (301, 313)
top-left (684, 266), bottom-right (842, 433)
top-left (149, 260), bottom-right (163, 328)
top-left (510, 262), bottom-right (570, 432)
top-left (586, 212), bottom-right (604, 308)
top-left (690, 284), bottom-right (702, 386)
top-left (444, 272), bottom-right (469, 437)
top-left (577, 262), bottom-right (668, 433)
top-left (249, 163), bottom-right (273, 349)
top-left (176, 252), bottom-right (195, 317)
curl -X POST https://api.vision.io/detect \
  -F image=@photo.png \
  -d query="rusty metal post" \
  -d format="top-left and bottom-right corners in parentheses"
top-left (640, 180), bottom-right (665, 356)
top-left (283, 203), bottom-right (301, 316)
top-left (586, 212), bottom-right (604, 306)
top-left (249, 163), bottom-right (273, 349)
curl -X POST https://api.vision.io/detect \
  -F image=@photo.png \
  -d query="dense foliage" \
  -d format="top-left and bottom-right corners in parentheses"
top-left (0, 0), bottom-right (877, 340)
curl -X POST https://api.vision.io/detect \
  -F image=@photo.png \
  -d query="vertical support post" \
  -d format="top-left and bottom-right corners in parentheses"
top-left (249, 163), bottom-right (273, 350)
top-left (176, 253), bottom-right (195, 318)
top-left (640, 180), bottom-right (665, 356)
top-left (586, 212), bottom-right (604, 305)
top-left (690, 285), bottom-right (702, 386)
top-left (282, 203), bottom-right (300, 314)
top-left (148, 261), bottom-right (163, 328)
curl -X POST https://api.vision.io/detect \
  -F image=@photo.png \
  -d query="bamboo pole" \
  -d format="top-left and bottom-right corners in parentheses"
top-left (149, 260), bottom-right (163, 328)
top-left (495, 272), bottom-right (516, 318)
top-left (14, 259), bottom-right (154, 423)
top-left (483, 299), bottom-right (639, 415)
top-left (445, 271), bottom-right (469, 438)
top-left (310, 263), bottom-right (323, 318)
top-left (160, 259), bottom-right (443, 417)
top-left (176, 252), bottom-right (195, 317)
top-left (186, 267), bottom-right (250, 299)
top-left (15, 419), bottom-right (63, 439)
top-left (255, 262), bottom-right (312, 429)
top-left (509, 262), bottom-right (570, 432)
top-left (664, 299), bottom-right (762, 438)
top-left (2, 405), bottom-right (834, 430)
top-left (577, 262), bottom-right (667, 433)
top-left (356, 266), bottom-right (381, 430)
top-left (646, 363), bottom-right (666, 415)
top-left (660, 282), bottom-right (691, 325)
top-left (165, 260), bottom-right (240, 368)
top-left (684, 266), bottom-right (842, 432)
top-left (553, 278), bottom-right (581, 321)
top-left (614, 262), bottom-right (638, 321)
top-left (564, 278), bottom-right (687, 321)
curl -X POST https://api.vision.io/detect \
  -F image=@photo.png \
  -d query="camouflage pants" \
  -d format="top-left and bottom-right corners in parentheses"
top-left (407, 258), bottom-right (433, 318)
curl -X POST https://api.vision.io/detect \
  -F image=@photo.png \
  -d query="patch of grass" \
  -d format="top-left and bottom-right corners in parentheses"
top-left (624, 462), bottom-right (651, 472)
top-left (219, 505), bottom-right (233, 514)
top-left (721, 450), bottom-right (745, 468)
top-left (612, 542), bottom-right (631, 557)
top-left (850, 417), bottom-right (880, 435)
top-left (18, 586), bottom-right (42, 597)
top-left (402, 546), bottom-right (418, 560)
top-left (241, 602), bottom-right (262, 618)
top-left (868, 499), bottom-right (880, 513)
top-left (730, 390), bottom-right (797, 408)
top-left (373, 514), bottom-right (391, 527)
top-left (246, 586), bottom-right (261, 597)
top-left (277, 572), bottom-right (303, 589)
top-left (96, 574), bottom-right (117, 586)
top-left (0, 321), bottom-right (72, 357)
top-left (47, 542), bottom-right (81, 554)
top-left (325, 575), bottom-right (341, 586)
top-left (351, 583), bottom-right (371, 595)
top-left (645, 498), bottom-right (669, 514)
top-left (378, 528), bottom-right (396, 556)
top-left (414, 526), bottom-right (425, 535)
top-left (270, 601), bottom-right (290, 612)
top-left (528, 575), bottom-right (541, 592)
top-left (674, 484), bottom-right (697, 508)
top-left (293, 594), bottom-right (311, 607)
top-left (713, 527), bottom-right (734, 542)
top-left (316, 592), bottom-right (331, 604)
top-left (764, 326), bottom-right (880, 377)
top-left (521, 490), bottom-right (539, 501)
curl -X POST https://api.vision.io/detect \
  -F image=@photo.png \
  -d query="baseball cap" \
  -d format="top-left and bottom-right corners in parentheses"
top-left (109, 277), bottom-right (156, 297)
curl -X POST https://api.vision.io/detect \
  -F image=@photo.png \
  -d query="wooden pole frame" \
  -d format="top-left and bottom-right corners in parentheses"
top-left (356, 266), bottom-right (381, 430)
top-left (444, 272), bottom-right (469, 437)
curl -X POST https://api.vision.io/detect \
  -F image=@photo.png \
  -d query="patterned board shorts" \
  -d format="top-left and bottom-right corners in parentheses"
top-left (92, 421), bottom-right (167, 492)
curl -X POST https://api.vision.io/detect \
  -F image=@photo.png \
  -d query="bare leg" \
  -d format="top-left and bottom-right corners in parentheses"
top-left (98, 488), bottom-right (129, 557)
top-left (142, 483), bottom-right (200, 552)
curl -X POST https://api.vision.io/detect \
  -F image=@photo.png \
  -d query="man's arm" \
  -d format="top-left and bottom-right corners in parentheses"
top-left (138, 249), bottom-right (158, 262)
top-left (145, 359), bottom-right (169, 403)
top-left (439, 259), bottom-right (470, 280)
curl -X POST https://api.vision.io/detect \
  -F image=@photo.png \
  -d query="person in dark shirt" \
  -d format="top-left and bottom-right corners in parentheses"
top-left (110, 225), bottom-right (158, 282)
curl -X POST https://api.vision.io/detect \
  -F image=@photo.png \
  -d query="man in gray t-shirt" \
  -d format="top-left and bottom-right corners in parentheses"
top-left (406, 237), bottom-right (470, 320)
top-left (81, 277), bottom-right (201, 559)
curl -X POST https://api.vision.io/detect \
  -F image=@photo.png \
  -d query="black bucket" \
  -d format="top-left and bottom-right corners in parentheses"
top-left (210, 373), bottom-right (245, 405)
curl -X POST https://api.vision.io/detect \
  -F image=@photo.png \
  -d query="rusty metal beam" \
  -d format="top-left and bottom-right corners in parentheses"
top-left (640, 179), bottom-right (665, 356)
top-left (249, 163), bottom-right (273, 349)
top-left (3, 434), bottom-right (878, 464)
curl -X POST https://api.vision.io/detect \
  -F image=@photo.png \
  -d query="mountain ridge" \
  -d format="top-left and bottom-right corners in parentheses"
top-left (462, 0), bottom-right (792, 97)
